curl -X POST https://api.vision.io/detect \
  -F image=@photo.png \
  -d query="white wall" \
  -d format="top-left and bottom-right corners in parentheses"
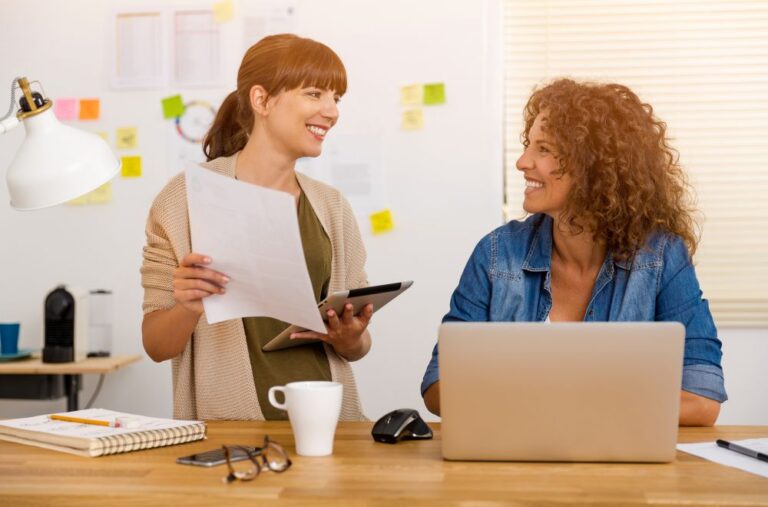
top-left (0, 0), bottom-right (503, 422)
top-left (0, 0), bottom-right (765, 425)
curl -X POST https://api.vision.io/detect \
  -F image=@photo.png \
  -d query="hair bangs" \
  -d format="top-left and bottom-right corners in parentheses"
top-left (273, 38), bottom-right (347, 96)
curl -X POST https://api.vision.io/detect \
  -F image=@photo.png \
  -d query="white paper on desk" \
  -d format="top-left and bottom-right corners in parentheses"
top-left (677, 439), bottom-right (768, 478)
top-left (185, 164), bottom-right (326, 331)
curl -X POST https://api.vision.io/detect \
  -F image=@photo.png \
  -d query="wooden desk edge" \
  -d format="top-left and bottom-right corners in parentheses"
top-left (0, 354), bottom-right (142, 374)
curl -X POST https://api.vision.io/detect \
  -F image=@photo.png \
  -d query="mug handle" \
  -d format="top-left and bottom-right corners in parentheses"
top-left (268, 386), bottom-right (287, 411)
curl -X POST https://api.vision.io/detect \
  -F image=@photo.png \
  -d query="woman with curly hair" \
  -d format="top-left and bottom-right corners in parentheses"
top-left (420, 78), bottom-right (725, 426)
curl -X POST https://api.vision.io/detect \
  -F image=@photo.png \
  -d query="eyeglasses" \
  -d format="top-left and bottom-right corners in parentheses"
top-left (222, 435), bottom-right (292, 483)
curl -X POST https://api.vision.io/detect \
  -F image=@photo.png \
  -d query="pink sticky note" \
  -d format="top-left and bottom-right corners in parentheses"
top-left (54, 98), bottom-right (78, 120)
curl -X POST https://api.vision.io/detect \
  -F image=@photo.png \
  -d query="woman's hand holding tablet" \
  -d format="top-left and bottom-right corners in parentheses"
top-left (262, 281), bottom-right (413, 352)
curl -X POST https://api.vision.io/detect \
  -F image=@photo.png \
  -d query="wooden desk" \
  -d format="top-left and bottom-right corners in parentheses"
top-left (0, 355), bottom-right (140, 411)
top-left (0, 422), bottom-right (766, 506)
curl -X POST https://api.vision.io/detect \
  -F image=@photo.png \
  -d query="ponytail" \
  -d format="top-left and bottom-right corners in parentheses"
top-left (203, 91), bottom-right (250, 161)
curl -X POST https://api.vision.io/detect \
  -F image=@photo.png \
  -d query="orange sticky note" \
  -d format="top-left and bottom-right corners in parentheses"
top-left (79, 99), bottom-right (100, 120)
top-left (121, 156), bottom-right (142, 178)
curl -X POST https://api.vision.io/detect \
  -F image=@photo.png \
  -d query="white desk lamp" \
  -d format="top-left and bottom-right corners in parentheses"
top-left (0, 77), bottom-right (120, 210)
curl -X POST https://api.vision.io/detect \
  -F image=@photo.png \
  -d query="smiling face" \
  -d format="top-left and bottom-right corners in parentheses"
top-left (262, 85), bottom-right (340, 159)
top-left (516, 114), bottom-right (573, 218)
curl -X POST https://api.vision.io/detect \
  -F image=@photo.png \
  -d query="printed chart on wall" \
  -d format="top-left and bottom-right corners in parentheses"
top-left (296, 133), bottom-right (388, 233)
top-left (110, 5), bottom-right (226, 89)
top-left (240, 1), bottom-right (296, 51)
top-left (166, 95), bottom-right (221, 178)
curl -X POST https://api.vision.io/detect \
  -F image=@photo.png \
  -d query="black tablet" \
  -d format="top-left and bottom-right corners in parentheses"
top-left (262, 281), bottom-right (413, 351)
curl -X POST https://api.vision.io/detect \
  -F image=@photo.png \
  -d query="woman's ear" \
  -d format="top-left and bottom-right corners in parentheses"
top-left (249, 85), bottom-right (269, 116)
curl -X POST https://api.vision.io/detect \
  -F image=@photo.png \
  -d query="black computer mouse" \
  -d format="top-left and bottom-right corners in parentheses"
top-left (371, 408), bottom-right (433, 444)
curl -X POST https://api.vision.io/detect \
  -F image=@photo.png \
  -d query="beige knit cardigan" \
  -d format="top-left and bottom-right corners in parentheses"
top-left (141, 152), bottom-right (367, 421)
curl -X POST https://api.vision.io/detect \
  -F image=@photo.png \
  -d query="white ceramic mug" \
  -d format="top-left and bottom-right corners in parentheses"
top-left (268, 381), bottom-right (343, 456)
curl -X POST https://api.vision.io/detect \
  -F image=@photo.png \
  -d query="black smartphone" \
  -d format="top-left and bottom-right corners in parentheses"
top-left (176, 446), bottom-right (256, 467)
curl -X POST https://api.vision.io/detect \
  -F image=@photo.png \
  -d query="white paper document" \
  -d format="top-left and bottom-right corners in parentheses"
top-left (677, 439), bottom-right (768, 478)
top-left (185, 165), bottom-right (326, 332)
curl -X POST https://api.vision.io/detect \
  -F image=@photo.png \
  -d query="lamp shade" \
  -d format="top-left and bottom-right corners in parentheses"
top-left (6, 107), bottom-right (120, 210)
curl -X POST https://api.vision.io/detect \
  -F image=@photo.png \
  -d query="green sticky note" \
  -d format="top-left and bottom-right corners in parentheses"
top-left (161, 95), bottom-right (185, 119)
top-left (423, 83), bottom-right (446, 105)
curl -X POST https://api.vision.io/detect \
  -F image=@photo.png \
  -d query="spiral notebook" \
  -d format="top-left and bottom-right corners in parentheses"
top-left (0, 408), bottom-right (206, 457)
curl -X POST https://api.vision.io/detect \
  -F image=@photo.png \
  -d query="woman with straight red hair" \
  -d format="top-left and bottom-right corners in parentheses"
top-left (141, 34), bottom-right (371, 421)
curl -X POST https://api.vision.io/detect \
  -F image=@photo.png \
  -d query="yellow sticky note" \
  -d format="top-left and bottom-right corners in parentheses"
top-left (79, 99), bottom-right (100, 120)
top-left (88, 182), bottom-right (113, 204)
top-left (66, 182), bottom-right (112, 205)
top-left (97, 132), bottom-right (108, 141)
top-left (423, 83), bottom-right (446, 105)
top-left (116, 127), bottom-right (138, 150)
top-left (121, 156), bottom-right (142, 178)
top-left (67, 194), bottom-right (90, 206)
top-left (401, 108), bottom-right (424, 131)
top-left (370, 209), bottom-right (394, 235)
top-left (400, 84), bottom-right (423, 106)
top-left (213, 0), bottom-right (234, 23)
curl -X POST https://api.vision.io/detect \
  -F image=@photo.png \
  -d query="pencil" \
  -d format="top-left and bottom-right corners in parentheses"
top-left (49, 414), bottom-right (119, 427)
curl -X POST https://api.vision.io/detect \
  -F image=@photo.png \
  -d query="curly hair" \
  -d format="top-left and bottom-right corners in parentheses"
top-left (521, 78), bottom-right (699, 261)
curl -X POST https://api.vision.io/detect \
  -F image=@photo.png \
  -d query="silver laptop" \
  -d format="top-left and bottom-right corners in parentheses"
top-left (439, 322), bottom-right (684, 462)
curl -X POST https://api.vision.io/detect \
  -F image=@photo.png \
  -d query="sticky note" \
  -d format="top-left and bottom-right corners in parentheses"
top-left (88, 182), bottom-right (113, 204)
top-left (161, 95), bottom-right (185, 119)
top-left (400, 84), bottom-right (423, 106)
top-left (213, 0), bottom-right (234, 23)
top-left (79, 99), bottom-right (100, 120)
top-left (401, 108), bottom-right (424, 131)
top-left (97, 132), bottom-right (108, 141)
top-left (66, 194), bottom-right (89, 206)
top-left (370, 209), bottom-right (394, 234)
top-left (116, 127), bottom-right (138, 149)
top-left (66, 182), bottom-right (112, 205)
top-left (121, 156), bottom-right (142, 178)
top-left (423, 83), bottom-right (446, 105)
top-left (54, 98), bottom-right (78, 120)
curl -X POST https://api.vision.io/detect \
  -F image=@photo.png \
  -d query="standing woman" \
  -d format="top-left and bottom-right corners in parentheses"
top-left (421, 78), bottom-right (726, 426)
top-left (141, 34), bottom-right (372, 421)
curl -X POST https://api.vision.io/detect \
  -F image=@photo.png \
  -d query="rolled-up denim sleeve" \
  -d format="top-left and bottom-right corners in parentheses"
top-left (420, 235), bottom-right (493, 396)
top-left (421, 343), bottom-right (441, 395)
top-left (682, 364), bottom-right (727, 402)
top-left (657, 236), bottom-right (727, 402)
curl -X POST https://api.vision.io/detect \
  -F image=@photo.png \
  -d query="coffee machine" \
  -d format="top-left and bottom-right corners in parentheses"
top-left (43, 285), bottom-right (89, 363)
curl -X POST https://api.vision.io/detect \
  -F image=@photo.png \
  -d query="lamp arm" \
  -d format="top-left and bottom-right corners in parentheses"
top-left (1, 115), bottom-right (20, 134)
top-left (1, 76), bottom-right (23, 134)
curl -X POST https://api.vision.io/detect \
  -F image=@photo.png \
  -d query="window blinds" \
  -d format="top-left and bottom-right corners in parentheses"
top-left (503, 0), bottom-right (768, 326)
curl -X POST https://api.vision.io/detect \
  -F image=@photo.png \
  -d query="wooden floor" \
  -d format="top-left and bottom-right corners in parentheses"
top-left (1, 421), bottom-right (767, 506)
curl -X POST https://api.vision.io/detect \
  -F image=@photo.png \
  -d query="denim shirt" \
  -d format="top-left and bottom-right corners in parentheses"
top-left (421, 214), bottom-right (727, 402)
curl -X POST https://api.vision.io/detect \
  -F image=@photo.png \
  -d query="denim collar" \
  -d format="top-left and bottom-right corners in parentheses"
top-left (521, 215), bottom-right (632, 275)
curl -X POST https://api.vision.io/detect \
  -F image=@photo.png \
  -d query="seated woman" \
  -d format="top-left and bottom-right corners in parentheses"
top-left (421, 78), bottom-right (726, 426)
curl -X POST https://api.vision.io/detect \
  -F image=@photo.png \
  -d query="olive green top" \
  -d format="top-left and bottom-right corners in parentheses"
top-left (243, 190), bottom-right (333, 420)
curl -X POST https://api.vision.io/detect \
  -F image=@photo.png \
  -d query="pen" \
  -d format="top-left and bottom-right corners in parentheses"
top-left (716, 439), bottom-right (768, 463)
top-left (49, 414), bottom-right (121, 428)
